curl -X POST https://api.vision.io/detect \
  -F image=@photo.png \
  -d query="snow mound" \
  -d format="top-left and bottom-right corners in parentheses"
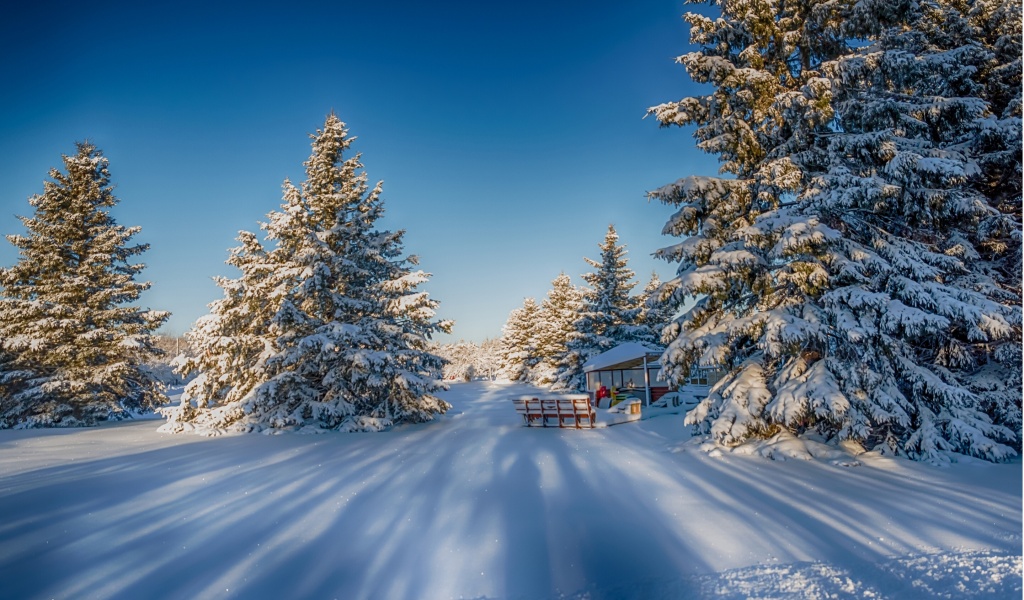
top-left (689, 430), bottom-right (865, 466)
top-left (560, 550), bottom-right (1022, 600)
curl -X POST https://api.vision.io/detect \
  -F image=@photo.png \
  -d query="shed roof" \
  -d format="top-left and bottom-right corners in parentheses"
top-left (582, 343), bottom-right (662, 372)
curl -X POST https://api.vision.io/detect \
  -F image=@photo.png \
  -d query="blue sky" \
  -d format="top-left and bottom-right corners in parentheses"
top-left (0, 0), bottom-right (716, 342)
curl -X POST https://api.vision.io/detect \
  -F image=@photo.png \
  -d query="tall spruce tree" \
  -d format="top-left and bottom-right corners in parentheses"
top-left (498, 298), bottom-right (541, 382)
top-left (0, 142), bottom-right (169, 427)
top-left (163, 114), bottom-right (450, 434)
top-left (555, 225), bottom-right (649, 391)
top-left (649, 0), bottom-right (1020, 461)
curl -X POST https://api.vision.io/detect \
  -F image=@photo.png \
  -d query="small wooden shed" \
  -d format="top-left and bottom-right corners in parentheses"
top-left (581, 343), bottom-right (669, 407)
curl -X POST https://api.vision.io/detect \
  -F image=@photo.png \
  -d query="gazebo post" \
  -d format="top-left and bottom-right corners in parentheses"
top-left (643, 355), bottom-right (651, 407)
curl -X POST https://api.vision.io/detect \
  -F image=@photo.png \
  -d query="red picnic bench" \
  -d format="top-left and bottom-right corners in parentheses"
top-left (513, 395), bottom-right (596, 429)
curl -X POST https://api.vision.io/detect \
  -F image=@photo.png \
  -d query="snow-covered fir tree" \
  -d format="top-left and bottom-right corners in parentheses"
top-left (959, 0), bottom-right (1023, 440)
top-left (163, 114), bottom-right (451, 434)
top-left (531, 273), bottom-right (585, 387)
top-left (165, 228), bottom-right (284, 427)
top-left (555, 225), bottom-right (652, 390)
top-left (638, 272), bottom-right (676, 346)
top-left (821, 0), bottom-right (1022, 459)
top-left (498, 298), bottom-right (541, 382)
top-left (0, 142), bottom-right (169, 428)
top-left (648, 0), bottom-right (1021, 462)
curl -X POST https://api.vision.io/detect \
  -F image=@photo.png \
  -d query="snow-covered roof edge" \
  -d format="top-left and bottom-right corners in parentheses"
top-left (582, 342), bottom-right (663, 372)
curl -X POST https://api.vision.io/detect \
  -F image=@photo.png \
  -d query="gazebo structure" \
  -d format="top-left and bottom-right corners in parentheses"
top-left (581, 343), bottom-right (670, 407)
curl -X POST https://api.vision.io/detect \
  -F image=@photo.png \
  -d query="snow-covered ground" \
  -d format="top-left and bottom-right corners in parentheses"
top-left (0, 381), bottom-right (1020, 599)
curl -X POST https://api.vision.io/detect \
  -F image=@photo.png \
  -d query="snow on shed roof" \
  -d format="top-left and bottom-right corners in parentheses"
top-left (582, 343), bottom-right (663, 372)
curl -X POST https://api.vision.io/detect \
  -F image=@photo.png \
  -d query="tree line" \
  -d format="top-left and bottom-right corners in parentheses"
top-left (495, 225), bottom-right (673, 390)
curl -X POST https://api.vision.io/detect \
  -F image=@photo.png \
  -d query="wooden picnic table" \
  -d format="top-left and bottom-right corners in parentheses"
top-left (512, 395), bottom-right (596, 429)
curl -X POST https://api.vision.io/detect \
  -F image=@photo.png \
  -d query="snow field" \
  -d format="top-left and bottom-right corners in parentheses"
top-left (0, 381), bottom-right (1019, 599)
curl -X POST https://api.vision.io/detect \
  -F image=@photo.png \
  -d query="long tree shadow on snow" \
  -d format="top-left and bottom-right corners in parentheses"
top-left (0, 382), bottom-right (1020, 600)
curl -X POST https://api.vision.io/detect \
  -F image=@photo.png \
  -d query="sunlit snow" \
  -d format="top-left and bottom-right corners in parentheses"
top-left (0, 381), bottom-right (1019, 599)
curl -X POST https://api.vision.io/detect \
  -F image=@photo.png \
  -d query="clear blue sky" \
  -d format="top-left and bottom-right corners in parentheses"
top-left (0, 0), bottom-right (717, 342)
